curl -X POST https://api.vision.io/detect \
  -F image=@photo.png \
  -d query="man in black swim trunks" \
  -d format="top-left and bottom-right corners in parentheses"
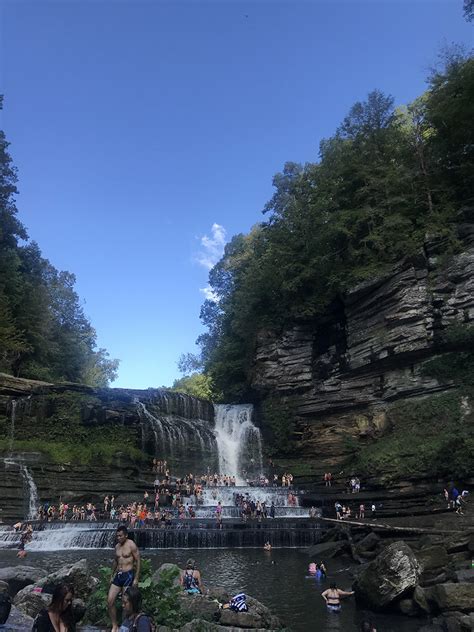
top-left (107, 525), bottom-right (140, 632)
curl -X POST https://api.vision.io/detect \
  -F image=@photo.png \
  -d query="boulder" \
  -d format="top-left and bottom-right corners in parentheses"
top-left (0, 566), bottom-right (47, 596)
top-left (1, 604), bottom-right (33, 630)
top-left (37, 559), bottom-right (97, 600)
top-left (178, 593), bottom-right (220, 622)
top-left (417, 545), bottom-right (449, 572)
top-left (13, 585), bottom-right (50, 618)
top-left (445, 534), bottom-right (472, 554)
top-left (355, 532), bottom-right (380, 553)
top-left (413, 585), bottom-right (433, 614)
top-left (219, 609), bottom-right (264, 628)
top-left (397, 597), bottom-right (419, 616)
top-left (455, 569), bottom-right (474, 583)
top-left (354, 541), bottom-right (421, 609)
top-left (0, 581), bottom-right (9, 595)
top-left (431, 582), bottom-right (474, 612)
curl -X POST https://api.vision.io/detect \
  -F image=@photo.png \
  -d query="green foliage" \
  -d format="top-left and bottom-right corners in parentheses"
top-left (0, 438), bottom-right (145, 465)
top-left (351, 390), bottom-right (474, 483)
top-left (188, 54), bottom-right (474, 401)
top-left (171, 372), bottom-right (215, 400)
top-left (0, 98), bottom-right (119, 386)
top-left (261, 397), bottom-right (295, 454)
top-left (86, 559), bottom-right (188, 628)
top-left (421, 324), bottom-right (474, 386)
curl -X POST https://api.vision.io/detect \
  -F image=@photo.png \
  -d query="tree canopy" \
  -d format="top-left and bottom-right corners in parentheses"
top-left (0, 98), bottom-right (119, 386)
top-left (192, 53), bottom-right (474, 401)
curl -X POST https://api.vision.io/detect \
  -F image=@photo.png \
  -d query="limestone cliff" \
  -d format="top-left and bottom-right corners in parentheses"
top-left (251, 237), bottom-right (474, 482)
top-left (0, 377), bottom-right (214, 521)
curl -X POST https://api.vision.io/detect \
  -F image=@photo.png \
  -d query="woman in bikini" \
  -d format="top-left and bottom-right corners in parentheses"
top-left (321, 582), bottom-right (354, 612)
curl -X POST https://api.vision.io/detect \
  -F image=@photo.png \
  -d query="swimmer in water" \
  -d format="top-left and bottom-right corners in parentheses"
top-left (321, 582), bottom-right (354, 612)
top-left (263, 541), bottom-right (272, 551)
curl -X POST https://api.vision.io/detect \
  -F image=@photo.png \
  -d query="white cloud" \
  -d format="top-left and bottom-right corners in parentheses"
top-left (196, 223), bottom-right (227, 270)
top-left (199, 286), bottom-right (219, 301)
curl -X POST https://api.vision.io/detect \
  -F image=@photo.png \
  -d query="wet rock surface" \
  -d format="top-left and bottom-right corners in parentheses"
top-left (354, 541), bottom-right (421, 609)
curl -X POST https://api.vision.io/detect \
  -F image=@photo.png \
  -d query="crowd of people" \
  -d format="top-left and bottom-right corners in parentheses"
top-left (443, 485), bottom-right (469, 515)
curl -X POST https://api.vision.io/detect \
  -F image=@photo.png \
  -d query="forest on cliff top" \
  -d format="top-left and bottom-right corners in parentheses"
top-left (181, 51), bottom-right (474, 401)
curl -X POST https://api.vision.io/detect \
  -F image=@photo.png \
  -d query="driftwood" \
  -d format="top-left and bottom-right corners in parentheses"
top-left (319, 516), bottom-right (466, 535)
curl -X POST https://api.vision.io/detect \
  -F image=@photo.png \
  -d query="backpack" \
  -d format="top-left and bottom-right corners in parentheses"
top-left (131, 612), bottom-right (156, 632)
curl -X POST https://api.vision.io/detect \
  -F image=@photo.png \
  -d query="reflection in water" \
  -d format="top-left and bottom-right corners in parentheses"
top-left (0, 548), bottom-right (426, 632)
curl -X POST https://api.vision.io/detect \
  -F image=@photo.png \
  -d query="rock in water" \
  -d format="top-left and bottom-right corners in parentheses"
top-left (0, 566), bottom-right (47, 596)
top-left (354, 541), bottom-right (420, 609)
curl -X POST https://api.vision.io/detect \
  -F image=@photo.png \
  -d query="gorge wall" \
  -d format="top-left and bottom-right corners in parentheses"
top-left (0, 377), bottom-right (214, 521)
top-left (251, 229), bottom-right (474, 486)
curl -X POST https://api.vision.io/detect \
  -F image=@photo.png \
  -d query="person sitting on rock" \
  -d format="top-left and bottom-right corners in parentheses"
top-left (221, 592), bottom-right (248, 612)
top-left (32, 583), bottom-right (75, 632)
top-left (180, 558), bottom-right (203, 594)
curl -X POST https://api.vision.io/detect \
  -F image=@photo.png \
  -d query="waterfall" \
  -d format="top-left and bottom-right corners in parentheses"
top-left (3, 458), bottom-right (39, 520)
top-left (20, 464), bottom-right (39, 520)
top-left (136, 400), bottom-right (217, 466)
top-left (213, 404), bottom-right (263, 483)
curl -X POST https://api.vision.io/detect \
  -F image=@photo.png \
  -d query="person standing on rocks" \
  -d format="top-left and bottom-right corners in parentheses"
top-left (108, 525), bottom-right (141, 632)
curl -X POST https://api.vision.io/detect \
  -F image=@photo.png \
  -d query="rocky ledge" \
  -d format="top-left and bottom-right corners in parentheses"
top-left (311, 523), bottom-right (474, 632)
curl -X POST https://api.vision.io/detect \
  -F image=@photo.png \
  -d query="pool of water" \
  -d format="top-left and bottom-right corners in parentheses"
top-left (0, 548), bottom-right (426, 631)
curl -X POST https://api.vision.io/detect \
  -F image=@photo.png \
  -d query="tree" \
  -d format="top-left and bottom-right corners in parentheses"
top-left (464, 0), bottom-right (474, 20)
top-left (191, 58), bottom-right (474, 401)
top-left (171, 373), bottom-right (214, 400)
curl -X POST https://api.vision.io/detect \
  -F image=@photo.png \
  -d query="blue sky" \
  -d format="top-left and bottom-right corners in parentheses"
top-left (0, 1), bottom-right (472, 389)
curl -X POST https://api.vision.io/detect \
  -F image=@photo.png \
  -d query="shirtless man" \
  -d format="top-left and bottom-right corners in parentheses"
top-left (107, 525), bottom-right (140, 632)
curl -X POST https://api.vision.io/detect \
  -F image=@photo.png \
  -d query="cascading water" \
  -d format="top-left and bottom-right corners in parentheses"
top-left (3, 458), bottom-right (39, 520)
top-left (21, 465), bottom-right (39, 520)
top-left (3, 398), bottom-right (39, 520)
top-left (213, 404), bottom-right (263, 482)
top-left (136, 399), bottom-right (218, 469)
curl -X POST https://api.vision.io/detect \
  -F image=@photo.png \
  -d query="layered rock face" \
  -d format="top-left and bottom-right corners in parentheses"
top-left (252, 241), bottom-right (474, 475)
top-left (0, 377), bottom-right (214, 521)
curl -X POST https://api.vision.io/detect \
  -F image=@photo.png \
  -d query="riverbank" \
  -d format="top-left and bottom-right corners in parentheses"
top-left (0, 549), bottom-right (424, 632)
top-left (309, 515), bottom-right (474, 631)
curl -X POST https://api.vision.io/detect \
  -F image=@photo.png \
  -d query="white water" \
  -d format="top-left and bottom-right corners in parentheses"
top-left (21, 465), bottom-right (40, 520)
top-left (213, 404), bottom-right (263, 483)
top-left (3, 458), bottom-right (39, 520)
top-left (200, 485), bottom-right (299, 508)
top-left (5, 399), bottom-right (39, 520)
top-left (136, 400), bottom-right (217, 459)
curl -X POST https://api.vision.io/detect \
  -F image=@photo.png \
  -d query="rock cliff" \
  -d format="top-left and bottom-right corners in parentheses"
top-left (0, 378), bottom-right (214, 521)
top-left (251, 237), bottom-right (474, 481)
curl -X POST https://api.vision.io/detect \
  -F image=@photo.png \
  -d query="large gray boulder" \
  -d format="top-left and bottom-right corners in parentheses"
top-left (178, 592), bottom-right (220, 622)
top-left (13, 585), bottom-right (50, 618)
top-left (37, 559), bottom-right (97, 600)
top-left (431, 583), bottom-right (474, 613)
top-left (0, 566), bottom-right (47, 596)
top-left (354, 541), bottom-right (421, 609)
top-left (1, 604), bottom-right (34, 630)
